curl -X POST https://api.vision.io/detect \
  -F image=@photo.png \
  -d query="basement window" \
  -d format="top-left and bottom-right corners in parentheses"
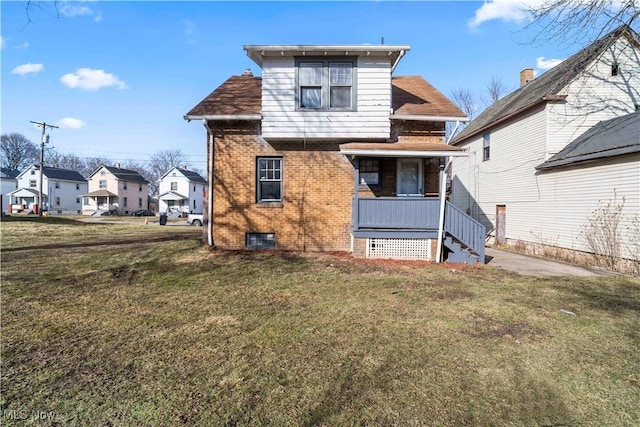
top-left (246, 233), bottom-right (276, 250)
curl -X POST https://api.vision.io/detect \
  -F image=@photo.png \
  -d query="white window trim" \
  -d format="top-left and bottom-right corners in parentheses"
top-left (295, 58), bottom-right (357, 112)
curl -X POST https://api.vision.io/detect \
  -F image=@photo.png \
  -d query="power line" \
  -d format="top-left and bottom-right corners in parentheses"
top-left (30, 120), bottom-right (58, 217)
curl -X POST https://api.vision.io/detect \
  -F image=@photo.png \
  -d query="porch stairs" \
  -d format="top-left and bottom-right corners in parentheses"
top-left (443, 201), bottom-right (486, 264)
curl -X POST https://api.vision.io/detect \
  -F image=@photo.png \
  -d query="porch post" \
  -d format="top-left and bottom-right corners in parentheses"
top-left (352, 157), bottom-right (360, 231)
top-left (435, 157), bottom-right (449, 263)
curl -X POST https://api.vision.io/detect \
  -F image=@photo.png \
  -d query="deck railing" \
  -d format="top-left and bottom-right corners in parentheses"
top-left (353, 197), bottom-right (441, 230)
top-left (444, 201), bottom-right (486, 262)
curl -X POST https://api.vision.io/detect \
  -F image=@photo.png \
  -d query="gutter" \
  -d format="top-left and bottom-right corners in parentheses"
top-left (185, 114), bottom-right (261, 122)
top-left (340, 149), bottom-right (468, 158)
top-left (391, 115), bottom-right (469, 123)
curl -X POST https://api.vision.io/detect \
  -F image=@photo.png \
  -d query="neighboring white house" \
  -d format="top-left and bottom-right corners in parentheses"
top-left (157, 166), bottom-right (206, 214)
top-left (8, 165), bottom-right (87, 214)
top-left (450, 25), bottom-right (640, 272)
top-left (1, 168), bottom-right (19, 215)
top-left (83, 165), bottom-right (149, 215)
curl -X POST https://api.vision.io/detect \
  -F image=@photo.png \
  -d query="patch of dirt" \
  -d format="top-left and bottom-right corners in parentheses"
top-left (465, 313), bottom-right (546, 340)
top-left (108, 265), bottom-right (137, 285)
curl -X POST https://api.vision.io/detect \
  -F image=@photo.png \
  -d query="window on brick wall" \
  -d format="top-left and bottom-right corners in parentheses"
top-left (256, 157), bottom-right (283, 203)
top-left (359, 158), bottom-right (381, 186)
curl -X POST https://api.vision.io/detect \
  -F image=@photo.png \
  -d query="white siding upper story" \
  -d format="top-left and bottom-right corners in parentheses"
top-left (260, 56), bottom-right (393, 140)
top-left (546, 36), bottom-right (640, 157)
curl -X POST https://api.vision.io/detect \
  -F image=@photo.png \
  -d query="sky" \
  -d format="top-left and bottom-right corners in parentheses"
top-left (1, 0), bottom-right (593, 170)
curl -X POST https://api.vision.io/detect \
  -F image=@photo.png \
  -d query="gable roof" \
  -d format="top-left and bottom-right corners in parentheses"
top-left (185, 74), bottom-right (465, 121)
top-left (1, 168), bottom-right (20, 179)
top-left (391, 76), bottom-right (467, 119)
top-left (160, 167), bottom-right (207, 183)
top-left (90, 165), bottom-right (149, 183)
top-left (185, 74), bottom-right (262, 119)
top-left (18, 165), bottom-right (86, 182)
top-left (42, 166), bottom-right (86, 182)
top-left (536, 110), bottom-right (640, 170)
top-left (452, 25), bottom-right (640, 145)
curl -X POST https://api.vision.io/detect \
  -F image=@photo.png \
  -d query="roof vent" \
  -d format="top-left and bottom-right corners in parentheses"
top-left (520, 68), bottom-right (534, 87)
top-left (243, 68), bottom-right (253, 76)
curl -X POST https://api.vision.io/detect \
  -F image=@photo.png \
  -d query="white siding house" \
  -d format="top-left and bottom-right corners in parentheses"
top-left (1, 168), bottom-right (19, 214)
top-left (8, 165), bottom-right (87, 214)
top-left (450, 26), bottom-right (640, 272)
top-left (158, 167), bottom-right (206, 214)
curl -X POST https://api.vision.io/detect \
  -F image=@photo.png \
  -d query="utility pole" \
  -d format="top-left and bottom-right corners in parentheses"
top-left (30, 121), bottom-right (58, 217)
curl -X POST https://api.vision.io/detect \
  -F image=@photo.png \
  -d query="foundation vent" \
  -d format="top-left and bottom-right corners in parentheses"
top-left (366, 238), bottom-right (431, 260)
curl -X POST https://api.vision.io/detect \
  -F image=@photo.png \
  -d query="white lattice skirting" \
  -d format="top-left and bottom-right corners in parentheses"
top-left (366, 238), bottom-right (432, 260)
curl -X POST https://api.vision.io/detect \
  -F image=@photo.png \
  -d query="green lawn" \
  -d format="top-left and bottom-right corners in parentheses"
top-left (1, 217), bottom-right (639, 426)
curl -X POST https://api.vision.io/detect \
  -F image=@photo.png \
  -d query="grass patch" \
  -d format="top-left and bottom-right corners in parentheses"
top-left (1, 219), bottom-right (639, 426)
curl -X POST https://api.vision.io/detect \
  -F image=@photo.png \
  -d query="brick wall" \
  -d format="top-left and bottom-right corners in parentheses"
top-left (209, 121), bottom-right (354, 252)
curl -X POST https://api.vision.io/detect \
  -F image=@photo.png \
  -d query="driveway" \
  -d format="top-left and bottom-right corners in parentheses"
top-left (485, 247), bottom-right (613, 277)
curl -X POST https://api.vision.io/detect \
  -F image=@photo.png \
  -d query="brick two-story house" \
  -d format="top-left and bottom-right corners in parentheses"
top-left (186, 44), bottom-right (484, 262)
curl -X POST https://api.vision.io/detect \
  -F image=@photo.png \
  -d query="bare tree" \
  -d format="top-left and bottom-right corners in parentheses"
top-left (450, 88), bottom-right (479, 121)
top-left (485, 76), bottom-right (507, 104)
top-left (47, 151), bottom-right (85, 175)
top-left (524, 0), bottom-right (639, 46)
top-left (83, 157), bottom-right (113, 178)
top-left (146, 149), bottom-right (190, 196)
top-left (1, 133), bottom-right (39, 170)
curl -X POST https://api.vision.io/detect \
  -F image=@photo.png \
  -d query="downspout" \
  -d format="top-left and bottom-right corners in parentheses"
top-left (203, 120), bottom-right (214, 247)
top-left (446, 120), bottom-right (461, 145)
top-left (435, 157), bottom-right (452, 263)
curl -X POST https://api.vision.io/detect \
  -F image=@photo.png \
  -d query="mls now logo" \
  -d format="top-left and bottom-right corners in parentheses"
top-left (3, 409), bottom-right (28, 420)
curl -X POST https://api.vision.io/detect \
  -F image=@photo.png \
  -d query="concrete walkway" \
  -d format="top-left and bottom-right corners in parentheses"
top-left (485, 247), bottom-right (612, 277)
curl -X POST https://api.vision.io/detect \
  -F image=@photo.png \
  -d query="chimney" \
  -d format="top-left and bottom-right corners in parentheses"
top-left (115, 162), bottom-right (121, 168)
top-left (182, 165), bottom-right (188, 170)
top-left (520, 68), bottom-right (534, 87)
top-left (243, 68), bottom-right (253, 76)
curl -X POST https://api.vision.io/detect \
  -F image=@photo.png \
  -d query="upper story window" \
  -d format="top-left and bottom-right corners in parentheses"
top-left (29, 180), bottom-right (37, 188)
top-left (99, 180), bottom-right (107, 189)
top-left (76, 183), bottom-right (80, 190)
top-left (122, 180), bottom-right (128, 190)
top-left (139, 183), bottom-right (143, 191)
top-left (170, 182), bottom-right (178, 191)
top-left (54, 182), bottom-right (60, 189)
top-left (297, 59), bottom-right (355, 111)
top-left (482, 133), bottom-right (491, 161)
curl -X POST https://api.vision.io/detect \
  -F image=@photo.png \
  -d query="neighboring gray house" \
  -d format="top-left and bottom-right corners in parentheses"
top-left (8, 165), bottom-right (87, 214)
top-left (1, 168), bottom-right (20, 214)
top-left (157, 167), bottom-right (206, 215)
top-left (450, 25), bottom-right (640, 271)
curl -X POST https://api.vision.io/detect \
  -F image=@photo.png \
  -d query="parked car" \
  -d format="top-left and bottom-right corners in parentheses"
top-left (187, 213), bottom-right (203, 226)
top-left (131, 209), bottom-right (155, 217)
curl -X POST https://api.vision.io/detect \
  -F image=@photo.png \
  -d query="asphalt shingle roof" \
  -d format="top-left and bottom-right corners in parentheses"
top-left (537, 110), bottom-right (640, 170)
top-left (102, 166), bottom-right (149, 183)
top-left (1, 168), bottom-right (20, 179)
top-left (452, 25), bottom-right (640, 145)
top-left (391, 76), bottom-right (466, 118)
top-left (185, 73), bottom-right (464, 120)
top-left (42, 166), bottom-right (86, 181)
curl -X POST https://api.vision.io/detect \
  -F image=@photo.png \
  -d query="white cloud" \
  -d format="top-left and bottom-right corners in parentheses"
top-left (60, 68), bottom-right (127, 91)
top-left (12, 63), bottom-right (44, 75)
top-left (59, 2), bottom-right (102, 22)
top-left (1, 36), bottom-right (5, 50)
top-left (469, 0), bottom-right (538, 28)
top-left (57, 117), bottom-right (87, 129)
top-left (536, 56), bottom-right (565, 70)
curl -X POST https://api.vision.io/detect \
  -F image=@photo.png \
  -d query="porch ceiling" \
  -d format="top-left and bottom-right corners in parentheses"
top-left (340, 142), bottom-right (468, 158)
top-left (158, 191), bottom-right (188, 201)
top-left (84, 190), bottom-right (117, 197)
